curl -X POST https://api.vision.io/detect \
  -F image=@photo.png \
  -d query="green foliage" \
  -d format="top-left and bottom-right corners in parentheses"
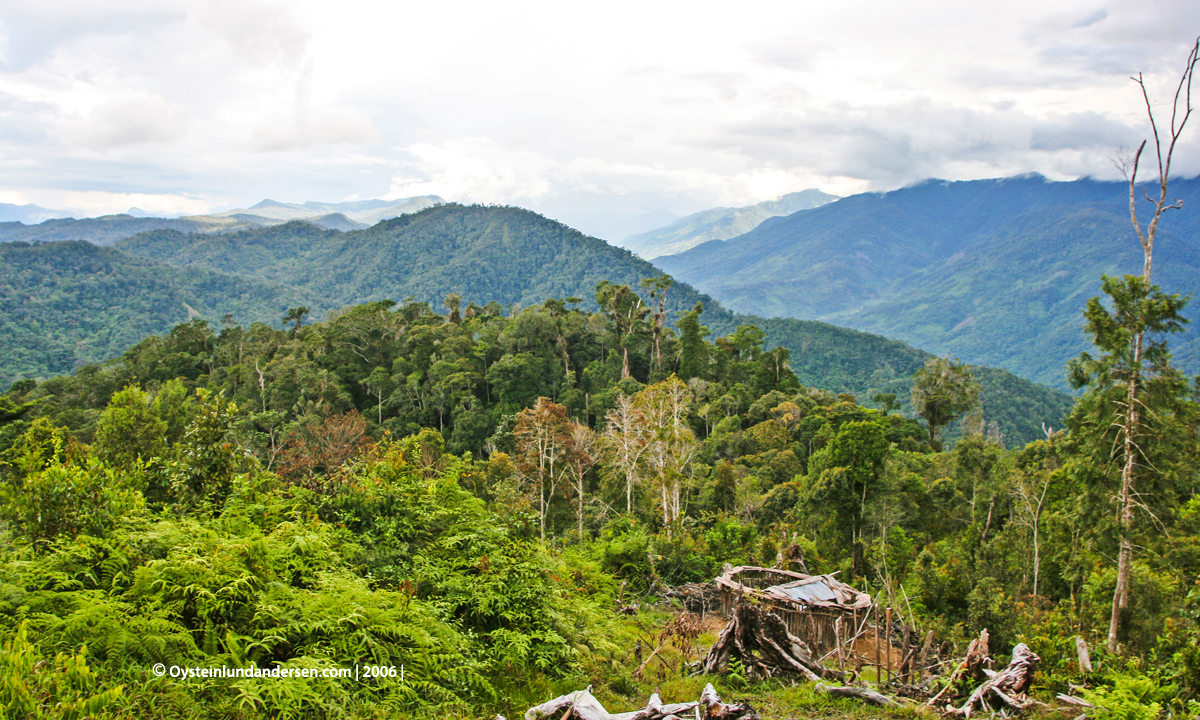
top-left (1081, 665), bottom-right (1178, 720)
top-left (911, 357), bottom-right (980, 448)
top-left (1, 455), bottom-right (143, 543)
top-left (0, 620), bottom-right (124, 720)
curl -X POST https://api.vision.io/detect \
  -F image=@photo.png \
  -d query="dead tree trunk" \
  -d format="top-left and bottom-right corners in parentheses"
top-left (702, 603), bottom-right (846, 682)
top-left (947, 643), bottom-right (1041, 717)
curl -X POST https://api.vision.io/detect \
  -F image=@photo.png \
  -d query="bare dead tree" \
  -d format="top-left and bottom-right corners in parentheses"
top-left (1107, 37), bottom-right (1199, 655)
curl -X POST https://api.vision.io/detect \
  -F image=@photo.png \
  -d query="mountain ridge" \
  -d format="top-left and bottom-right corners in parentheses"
top-left (656, 174), bottom-right (1200, 389)
top-left (621, 189), bottom-right (838, 259)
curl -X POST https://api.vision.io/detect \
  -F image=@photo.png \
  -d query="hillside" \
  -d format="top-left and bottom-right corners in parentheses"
top-left (0, 241), bottom-right (313, 387)
top-left (622, 189), bottom-right (838, 259)
top-left (0, 204), bottom-right (1069, 443)
top-left (656, 174), bottom-right (1200, 388)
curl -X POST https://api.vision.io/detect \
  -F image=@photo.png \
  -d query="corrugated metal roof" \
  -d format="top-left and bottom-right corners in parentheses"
top-left (775, 580), bottom-right (838, 603)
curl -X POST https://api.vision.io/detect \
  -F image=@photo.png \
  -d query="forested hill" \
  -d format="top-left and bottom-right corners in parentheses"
top-left (0, 241), bottom-right (314, 386)
top-left (655, 174), bottom-right (1200, 389)
top-left (116, 203), bottom-right (718, 319)
top-left (1, 203), bottom-right (1072, 444)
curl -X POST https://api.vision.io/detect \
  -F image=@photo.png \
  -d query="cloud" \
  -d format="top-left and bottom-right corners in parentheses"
top-left (56, 90), bottom-right (190, 148)
top-left (0, 0), bottom-right (1198, 229)
top-left (714, 97), bottom-right (1144, 188)
top-left (386, 140), bottom-right (554, 204)
top-left (187, 0), bottom-right (309, 67)
top-left (748, 35), bottom-right (829, 72)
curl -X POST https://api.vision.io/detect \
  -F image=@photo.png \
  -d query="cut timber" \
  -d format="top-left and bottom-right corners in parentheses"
top-left (948, 643), bottom-right (1041, 718)
top-left (702, 603), bottom-right (846, 682)
top-left (700, 683), bottom-right (758, 720)
top-left (524, 686), bottom-right (754, 720)
top-left (816, 684), bottom-right (898, 707)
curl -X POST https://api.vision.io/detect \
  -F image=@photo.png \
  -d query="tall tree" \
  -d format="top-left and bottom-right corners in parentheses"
top-left (564, 422), bottom-right (598, 541)
top-left (1099, 37), bottom-right (1198, 654)
top-left (635, 376), bottom-right (698, 525)
top-left (676, 302), bottom-right (710, 381)
top-left (595, 281), bottom-right (649, 380)
top-left (600, 393), bottom-right (649, 513)
top-left (640, 274), bottom-right (674, 381)
top-left (513, 397), bottom-right (572, 541)
top-left (910, 357), bottom-right (980, 450)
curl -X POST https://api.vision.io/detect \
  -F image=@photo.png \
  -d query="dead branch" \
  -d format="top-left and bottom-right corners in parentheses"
top-left (947, 643), bottom-right (1040, 718)
top-left (816, 684), bottom-right (898, 707)
top-left (927, 628), bottom-right (990, 707)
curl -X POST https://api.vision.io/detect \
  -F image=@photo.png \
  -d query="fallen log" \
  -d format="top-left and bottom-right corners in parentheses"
top-left (700, 683), bottom-right (758, 720)
top-left (1056, 693), bottom-right (1095, 708)
top-left (524, 685), bottom-right (754, 720)
top-left (947, 643), bottom-right (1040, 718)
top-left (701, 603), bottom-right (846, 682)
top-left (816, 684), bottom-right (898, 707)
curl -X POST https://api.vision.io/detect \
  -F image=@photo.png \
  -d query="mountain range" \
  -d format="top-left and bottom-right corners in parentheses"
top-left (620, 189), bottom-right (838, 259)
top-left (0, 195), bottom-right (444, 245)
top-left (655, 174), bottom-right (1200, 389)
top-left (0, 203), bottom-right (1070, 445)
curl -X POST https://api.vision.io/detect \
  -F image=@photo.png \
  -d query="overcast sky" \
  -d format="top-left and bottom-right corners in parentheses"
top-left (1, 0), bottom-right (1198, 239)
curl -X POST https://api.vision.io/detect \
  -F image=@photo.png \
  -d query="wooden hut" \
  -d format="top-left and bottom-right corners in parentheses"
top-left (715, 566), bottom-right (872, 657)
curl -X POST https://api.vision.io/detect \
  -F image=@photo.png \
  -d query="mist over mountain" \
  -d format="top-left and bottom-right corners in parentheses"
top-left (622, 189), bottom-right (838, 259)
top-left (0, 202), bottom-right (73, 224)
top-left (210, 195), bottom-right (443, 226)
top-left (0, 195), bottom-right (444, 246)
top-left (656, 174), bottom-right (1200, 389)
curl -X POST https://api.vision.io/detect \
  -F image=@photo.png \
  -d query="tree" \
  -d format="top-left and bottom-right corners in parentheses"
top-left (1095, 37), bottom-right (1198, 654)
top-left (802, 419), bottom-right (889, 576)
top-left (1069, 276), bottom-right (1192, 652)
top-left (363, 367), bottom-right (395, 424)
top-left (513, 397), bottom-right (572, 541)
top-left (910, 357), bottom-right (980, 449)
top-left (639, 274), bottom-right (673, 380)
top-left (564, 422), bottom-right (598, 541)
top-left (634, 376), bottom-right (698, 525)
top-left (283, 306), bottom-right (310, 334)
top-left (595, 281), bottom-right (649, 379)
top-left (600, 392), bottom-right (649, 514)
top-left (93, 385), bottom-right (167, 471)
top-left (677, 303), bottom-right (710, 381)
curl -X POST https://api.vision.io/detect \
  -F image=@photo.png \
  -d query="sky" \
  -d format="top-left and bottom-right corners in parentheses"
top-left (0, 0), bottom-right (1198, 240)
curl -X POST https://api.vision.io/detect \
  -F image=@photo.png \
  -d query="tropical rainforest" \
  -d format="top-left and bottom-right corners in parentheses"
top-left (0, 203), bottom-right (1071, 446)
top-left (1, 247), bottom-right (1198, 718)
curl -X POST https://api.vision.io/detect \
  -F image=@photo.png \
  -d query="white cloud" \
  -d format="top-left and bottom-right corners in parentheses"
top-left (56, 90), bottom-right (190, 148)
top-left (0, 0), bottom-right (1196, 233)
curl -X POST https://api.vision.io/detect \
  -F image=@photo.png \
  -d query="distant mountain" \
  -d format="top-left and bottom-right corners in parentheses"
top-left (606, 209), bottom-right (680, 241)
top-left (622, 189), bottom-right (838, 259)
top-left (656, 175), bottom-right (1200, 389)
top-left (0, 214), bottom-right (260, 246)
top-left (0, 195), bottom-right (443, 246)
top-left (210, 195), bottom-right (443, 225)
top-left (0, 203), bottom-right (72, 224)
